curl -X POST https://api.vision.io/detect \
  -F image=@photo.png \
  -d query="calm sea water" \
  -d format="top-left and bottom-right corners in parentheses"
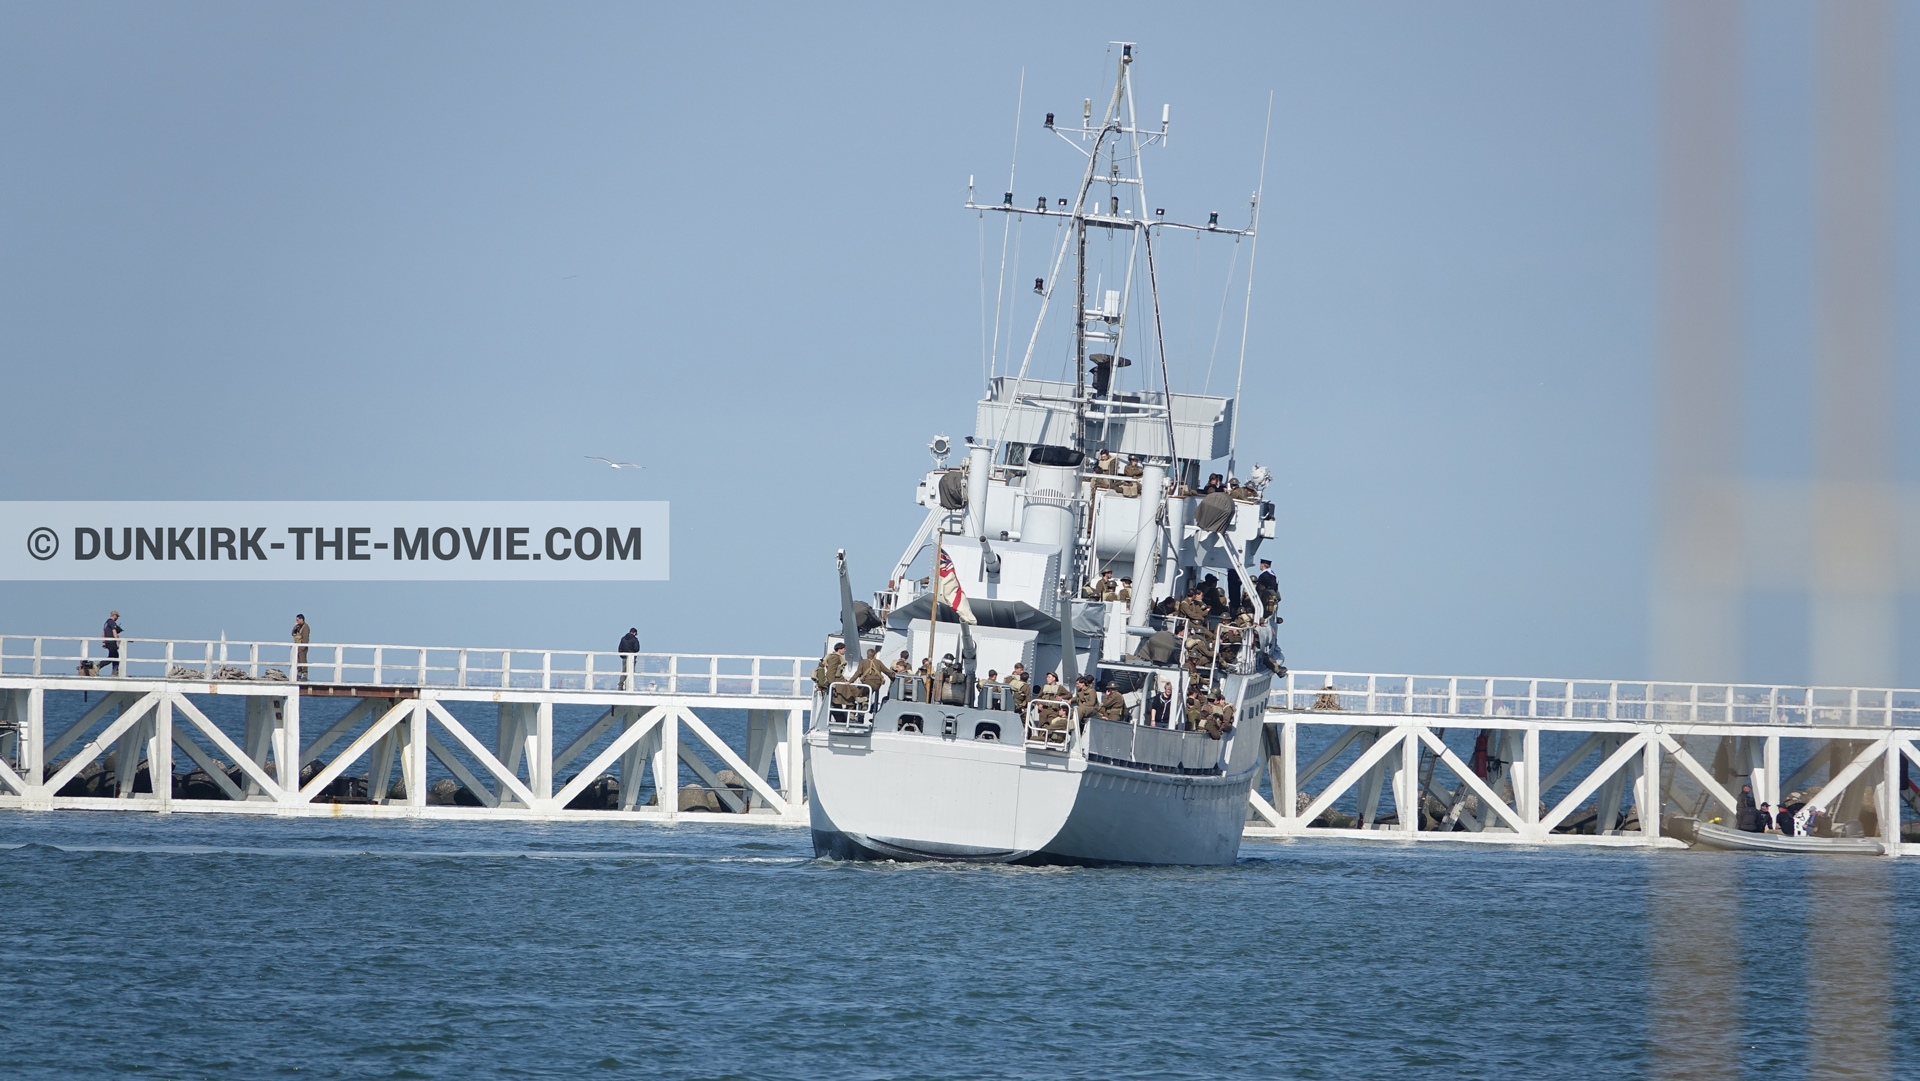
top-left (2, 812), bottom-right (1914, 1080)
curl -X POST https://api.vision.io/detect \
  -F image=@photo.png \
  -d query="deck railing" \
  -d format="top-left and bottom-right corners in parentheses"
top-left (0, 635), bottom-right (813, 698)
top-left (1277, 671), bottom-right (1920, 728)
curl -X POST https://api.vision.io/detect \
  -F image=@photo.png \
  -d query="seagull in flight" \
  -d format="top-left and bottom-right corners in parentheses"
top-left (585, 456), bottom-right (643, 469)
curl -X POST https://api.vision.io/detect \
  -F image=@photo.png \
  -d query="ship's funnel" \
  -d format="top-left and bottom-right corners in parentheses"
top-left (1128, 463), bottom-right (1167, 627)
top-left (1020, 445), bottom-right (1081, 553)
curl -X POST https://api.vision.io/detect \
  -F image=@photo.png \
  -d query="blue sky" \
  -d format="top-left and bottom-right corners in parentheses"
top-left (1, 2), bottom-right (1914, 684)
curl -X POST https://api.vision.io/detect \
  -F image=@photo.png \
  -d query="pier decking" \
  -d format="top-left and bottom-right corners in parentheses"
top-left (3, 635), bottom-right (1915, 853)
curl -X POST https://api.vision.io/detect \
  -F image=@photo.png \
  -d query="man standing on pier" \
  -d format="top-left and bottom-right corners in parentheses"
top-left (291, 614), bottom-right (310, 681)
top-left (100, 610), bottom-right (122, 676)
top-left (618, 627), bottom-right (639, 689)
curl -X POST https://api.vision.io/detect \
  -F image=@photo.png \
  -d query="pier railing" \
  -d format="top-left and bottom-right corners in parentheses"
top-left (1279, 670), bottom-right (1920, 728)
top-left (10, 635), bottom-right (1919, 725)
top-left (0, 635), bottom-right (813, 698)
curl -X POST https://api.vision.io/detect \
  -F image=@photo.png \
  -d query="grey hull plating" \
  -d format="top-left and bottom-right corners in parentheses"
top-left (1033, 764), bottom-right (1251, 866)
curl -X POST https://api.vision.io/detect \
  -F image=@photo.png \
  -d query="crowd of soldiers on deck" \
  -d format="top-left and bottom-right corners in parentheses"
top-left (815, 471), bottom-right (1281, 739)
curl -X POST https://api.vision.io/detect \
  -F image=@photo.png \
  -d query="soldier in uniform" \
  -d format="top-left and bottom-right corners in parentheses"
top-left (855, 646), bottom-right (889, 698)
top-left (1216, 620), bottom-right (1243, 668)
top-left (1162, 623), bottom-right (1189, 666)
top-left (1174, 587), bottom-right (1210, 628)
top-left (1115, 577), bottom-right (1132, 605)
top-left (1200, 574), bottom-right (1226, 618)
top-left (1123, 456), bottom-right (1145, 479)
top-left (812, 642), bottom-right (846, 693)
top-left (1071, 676), bottom-right (1098, 727)
top-left (1096, 682), bottom-right (1128, 722)
top-left (1034, 672), bottom-right (1069, 731)
top-left (934, 652), bottom-right (965, 705)
top-left (1006, 663), bottom-right (1032, 711)
top-left (1186, 616), bottom-right (1220, 675)
top-left (1208, 694), bottom-right (1236, 738)
top-left (892, 650), bottom-right (914, 674)
top-left (814, 643), bottom-right (857, 720)
top-left (1229, 477), bottom-right (1258, 502)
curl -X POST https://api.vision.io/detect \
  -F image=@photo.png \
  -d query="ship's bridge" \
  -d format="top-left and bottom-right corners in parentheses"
top-left (974, 376), bottom-right (1233, 469)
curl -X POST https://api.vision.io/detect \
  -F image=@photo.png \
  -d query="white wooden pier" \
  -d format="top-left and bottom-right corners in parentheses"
top-left (1252, 671), bottom-right (1920, 855)
top-left (0, 635), bottom-right (812, 823)
top-left (2, 635), bottom-right (1916, 854)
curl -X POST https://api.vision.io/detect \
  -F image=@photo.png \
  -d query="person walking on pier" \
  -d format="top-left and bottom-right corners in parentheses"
top-left (618, 627), bottom-right (640, 689)
top-left (100, 610), bottom-right (122, 676)
top-left (291, 614), bottom-right (311, 681)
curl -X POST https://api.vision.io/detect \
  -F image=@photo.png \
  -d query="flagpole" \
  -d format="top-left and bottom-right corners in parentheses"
top-left (928, 526), bottom-right (943, 674)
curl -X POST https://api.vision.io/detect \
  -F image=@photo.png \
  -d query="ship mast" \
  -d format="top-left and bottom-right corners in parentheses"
top-left (965, 43), bottom-right (1256, 589)
top-left (1073, 52), bottom-right (1129, 455)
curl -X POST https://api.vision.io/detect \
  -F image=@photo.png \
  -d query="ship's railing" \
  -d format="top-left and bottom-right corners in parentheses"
top-left (1023, 699), bottom-right (1075, 751)
top-left (1208, 621), bottom-right (1268, 677)
top-left (1274, 670), bottom-right (1920, 728)
top-left (0, 635), bottom-right (813, 698)
top-left (824, 682), bottom-right (875, 734)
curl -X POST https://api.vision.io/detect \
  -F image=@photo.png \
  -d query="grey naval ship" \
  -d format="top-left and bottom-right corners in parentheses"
top-left (808, 45), bottom-right (1286, 866)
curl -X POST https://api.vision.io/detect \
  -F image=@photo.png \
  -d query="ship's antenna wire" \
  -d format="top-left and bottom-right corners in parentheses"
top-left (988, 69), bottom-right (1025, 386)
top-left (1226, 91), bottom-right (1274, 478)
top-left (1200, 238), bottom-right (1242, 395)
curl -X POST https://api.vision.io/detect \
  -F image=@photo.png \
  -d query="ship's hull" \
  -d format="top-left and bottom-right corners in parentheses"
top-left (806, 674), bottom-right (1268, 867)
top-left (808, 747), bottom-right (1255, 866)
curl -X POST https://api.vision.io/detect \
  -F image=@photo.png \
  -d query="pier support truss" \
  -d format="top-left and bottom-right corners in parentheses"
top-left (1245, 710), bottom-right (1920, 855)
top-left (0, 677), bottom-right (809, 824)
top-left (5, 642), bottom-right (1919, 854)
